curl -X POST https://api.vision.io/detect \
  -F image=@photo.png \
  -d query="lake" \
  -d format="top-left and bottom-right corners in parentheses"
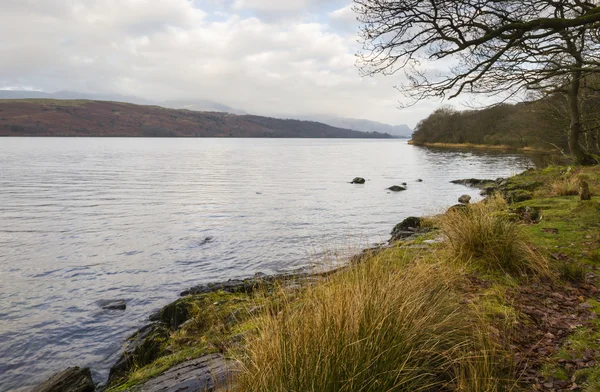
top-left (0, 138), bottom-right (533, 391)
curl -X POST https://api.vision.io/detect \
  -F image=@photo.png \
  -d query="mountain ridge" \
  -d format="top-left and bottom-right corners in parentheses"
top-left (0, 90), bottom-right (409, 135)
top-left (0, 99), bottom-right (392, 139)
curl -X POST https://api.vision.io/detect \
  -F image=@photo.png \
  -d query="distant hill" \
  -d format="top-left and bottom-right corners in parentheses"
top-left (292, 115), bottom-right (412, 138)
top-left (0, 99), bottom-right (392, 138)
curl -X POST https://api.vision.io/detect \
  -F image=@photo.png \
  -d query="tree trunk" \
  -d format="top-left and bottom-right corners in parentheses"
top-left (567, 72), bottom-right (595, 165)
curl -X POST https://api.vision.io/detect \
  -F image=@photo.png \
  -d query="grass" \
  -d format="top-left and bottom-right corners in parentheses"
top-left (437, 195), bottom-right (551, 278)
top-left (236, 251), bottom-right (514, 392)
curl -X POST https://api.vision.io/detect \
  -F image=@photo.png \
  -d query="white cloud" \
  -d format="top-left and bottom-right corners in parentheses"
top-left (0, 0), bottom-right (439, 127)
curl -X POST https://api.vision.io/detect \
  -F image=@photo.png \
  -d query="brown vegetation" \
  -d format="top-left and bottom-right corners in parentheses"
top-left (0, 99), bottom-right (392, 138)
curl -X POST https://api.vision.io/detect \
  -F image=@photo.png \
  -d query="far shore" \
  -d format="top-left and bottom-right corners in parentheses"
top-left (409, 140), bottom-right (554, 153)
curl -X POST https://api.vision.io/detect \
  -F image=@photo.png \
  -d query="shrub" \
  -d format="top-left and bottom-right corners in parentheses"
top-left (439, 195), bottom-right (550, 277)
top-left (236, 256), bottom-right (513, 391)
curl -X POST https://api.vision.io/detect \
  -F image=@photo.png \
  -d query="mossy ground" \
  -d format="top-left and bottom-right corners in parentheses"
top-left (108, 164), bottom-right (600, 391)
top-left (105, 289), bottom-right (279, 391)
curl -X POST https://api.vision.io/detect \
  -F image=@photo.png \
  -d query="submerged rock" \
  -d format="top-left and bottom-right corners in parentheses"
top-left (458, 194), bottom-right (471, 204)
top-left (416, 179), bottom-right (423, 182)
top-left (132, 354), bottom-right (235, 392)
top-left (387, 185), bottom-right (407, 192)
top-left (350, 177), bottom-right (365, 184)
top-left (31, 367), bottom-right (94, 392)
top-left (99, 299), bottom-right (126, 311)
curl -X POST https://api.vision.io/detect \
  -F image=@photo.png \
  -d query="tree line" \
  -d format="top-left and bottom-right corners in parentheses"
top-left (411, 80), bottom-right (600, 156)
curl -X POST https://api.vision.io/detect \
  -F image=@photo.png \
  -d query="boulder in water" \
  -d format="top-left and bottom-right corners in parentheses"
top-left (350, 177), bottom-right (366, 184)
top-left (388, 185), bottom-right (407, 192)
top-left (99, 299), bottom-right (126, 311)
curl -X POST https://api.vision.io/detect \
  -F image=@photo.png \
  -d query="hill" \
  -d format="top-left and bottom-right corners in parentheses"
top-left (291, 115), bottom-right (412, 138)
top-left (0, 99), bottom-right (392, 138)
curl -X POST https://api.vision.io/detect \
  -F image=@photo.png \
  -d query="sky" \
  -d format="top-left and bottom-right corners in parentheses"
top-left (0, 0), bottom-right (445, 127)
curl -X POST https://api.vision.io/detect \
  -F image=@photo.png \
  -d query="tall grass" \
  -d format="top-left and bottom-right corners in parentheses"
top-left (549, 176), bottom-right (580, 196)
top-left (236, 253), bottom-right (513, 391)
top-left (438, 195), bottom-right (550, 277)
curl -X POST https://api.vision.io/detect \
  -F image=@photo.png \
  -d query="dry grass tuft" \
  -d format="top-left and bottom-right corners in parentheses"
top-left (438, 195), bottom-right (551, 278)
top-left (236, 253), bottom-right (514, 391)
top-left (549, 176), bottom-right (580, 197)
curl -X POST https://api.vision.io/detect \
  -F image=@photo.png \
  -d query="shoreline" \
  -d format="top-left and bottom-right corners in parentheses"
top-left (33, 165), bottom-right (600, 392)
top-left (409, 140), bottom-right (554, 153)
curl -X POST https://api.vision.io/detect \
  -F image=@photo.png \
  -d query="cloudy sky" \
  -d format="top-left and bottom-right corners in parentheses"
top-left (1, 0), bottom-right (445, 127)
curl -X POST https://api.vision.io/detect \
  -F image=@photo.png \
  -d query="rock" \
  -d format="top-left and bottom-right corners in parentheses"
top-left (450, 178), bottom-right (495, 187)
top-left (416, 179), bottom-right (423, 182)
top-left (387, 185), bottom-right (407, 192)
top-left (181, 279), bottom-right (257, 297)
top-left (148, 310), bottom-right (161, 322)
top-left (99, 299), bottom-right (126, 311)
top-left (159, 298), bottom-right (193, 330)
top-left (31, 367), bottom-right (94, 392)
top-left (579, 180), bottom-right (591, 200)
top-left (480, 186), bottom-right (497, 196)
top-left (390, 217), bottom-right (421, 242)
top-left (401, 182), bottom-right (407, 186)
top-left (350, 177), bottom-right (365, 184)
top-left (132, 354), bottom-right (234, 392)
top-left (108, 323), bottom-right (170, 382)
top-left (458, 194), bottom-right (471, 204)
top-left (507, 190), bottom-right (533, 203)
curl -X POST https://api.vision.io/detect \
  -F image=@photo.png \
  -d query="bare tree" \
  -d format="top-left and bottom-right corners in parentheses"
top-left (354, 0), bottom-right (600, 164)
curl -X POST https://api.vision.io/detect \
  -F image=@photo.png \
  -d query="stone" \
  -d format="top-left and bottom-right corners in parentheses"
top-left (108, 323), bottom-right (170, 382)
top-left (159, 298), bottom-right (193, 329)
top-left (458, 194), bottom-right (471, 204)
top-left (387, 185), bottom-right (407, 192)
top-left (401, 182), bottom-right (407, 186)
top-left (98, 299), bottom-right (126, 311)
top-left (350, 177), bottom-right (365, 184)
top-left (181, 279), bottom-right (257, 297)
top-left (133, 354), bottom-right (235, 392)
top-left (579, 180), bottom-right (591, 200)
top-left (416, 179), bottom-right (423, 182)
top-left (450, 178), bottom-right (495, 187)
top-left (480, 186), bottom-right (497, 196)
top-left (31, 367), bottom-right (94, 392)
top-left (390, 217), bottom-right (421, 242)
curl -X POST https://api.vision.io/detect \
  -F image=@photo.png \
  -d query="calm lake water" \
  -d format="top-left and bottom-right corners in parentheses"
top-left (0, 138), bottom-right (533, 391)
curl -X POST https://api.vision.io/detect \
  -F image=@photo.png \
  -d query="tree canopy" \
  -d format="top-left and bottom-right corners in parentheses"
top-left (354, 0), bottom-right (600, 163)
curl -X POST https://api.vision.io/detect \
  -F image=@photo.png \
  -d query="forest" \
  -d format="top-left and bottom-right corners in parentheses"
top-left (411, 85), bottom-right (600, 156)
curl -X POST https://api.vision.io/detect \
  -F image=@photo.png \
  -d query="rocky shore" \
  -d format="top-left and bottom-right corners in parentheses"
top-left (32, 165), bottom-right (600, 391)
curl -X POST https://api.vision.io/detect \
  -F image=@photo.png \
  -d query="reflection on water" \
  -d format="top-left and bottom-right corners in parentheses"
top-left (0, 138), bottom-right (532, 391)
